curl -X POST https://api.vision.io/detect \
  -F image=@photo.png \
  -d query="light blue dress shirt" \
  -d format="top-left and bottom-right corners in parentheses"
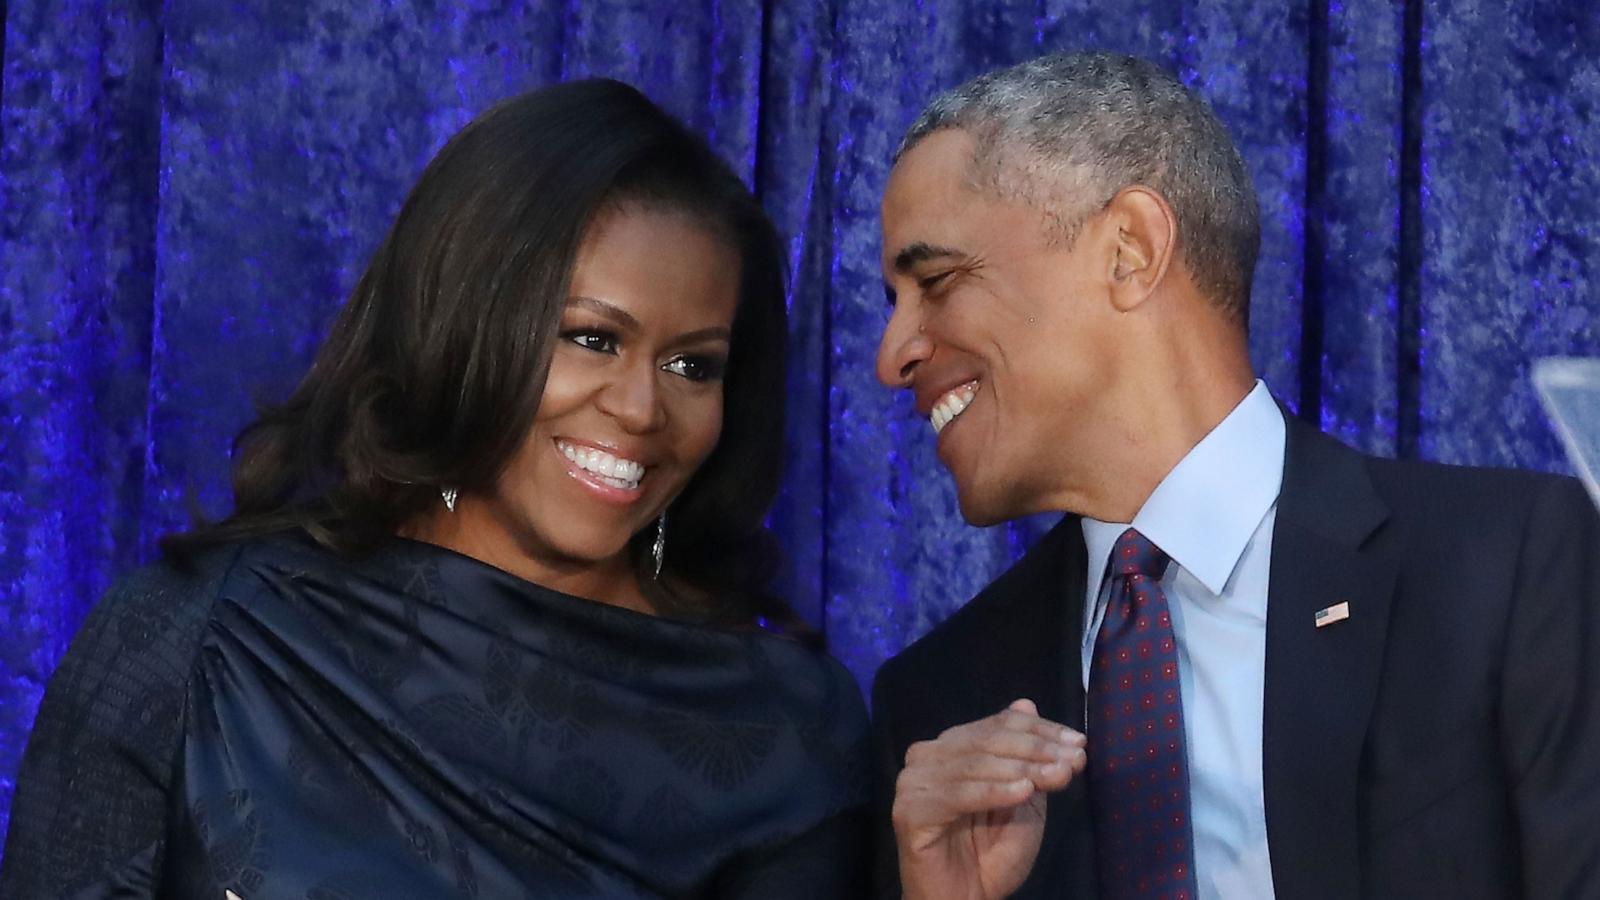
top-left (1081, 380), bottom-right (1285, 900)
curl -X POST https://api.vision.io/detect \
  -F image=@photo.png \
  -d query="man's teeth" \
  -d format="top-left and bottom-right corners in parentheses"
top-left (930, 383), bottom-right (979, 434)
top-left (558, 441), bottom-right (644, 490)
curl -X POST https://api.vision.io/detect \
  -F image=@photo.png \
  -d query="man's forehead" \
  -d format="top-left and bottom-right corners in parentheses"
top-left (880, 131), bottom-right (984, 264)
top-left (880, 218), bottom-right (968, 274)
top-left (885, 130), bottom-right (980, 205)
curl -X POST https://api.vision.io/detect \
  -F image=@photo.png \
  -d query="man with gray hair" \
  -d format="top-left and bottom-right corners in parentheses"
top-left (870, 51), bottom-right (1600, 899)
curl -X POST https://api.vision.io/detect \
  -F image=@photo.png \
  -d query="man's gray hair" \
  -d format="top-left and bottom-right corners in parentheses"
top-left (898, 51), bottom-right (1260, 322)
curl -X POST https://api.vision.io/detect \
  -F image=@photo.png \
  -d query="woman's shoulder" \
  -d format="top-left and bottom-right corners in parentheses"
top-left (47, 535), bottom-right (295, 715)
top-left (90, 540), bottom-right (251, 637)
top-left (45, 541), bottom-right (253, 709)
top-left (752, 631), bottom-right (865, 708)
top-left (27, 538), bottom-right (268, 780)
top-left (743, 626), bottom-right (871, 751)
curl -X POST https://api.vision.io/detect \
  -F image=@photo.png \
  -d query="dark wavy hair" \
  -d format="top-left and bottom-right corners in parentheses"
top-left (164, 79), bottom-right (795, 629)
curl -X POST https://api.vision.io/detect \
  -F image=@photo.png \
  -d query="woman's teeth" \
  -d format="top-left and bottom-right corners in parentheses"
top-left (558, 441), bottom-right (644, 490)
top-left (930, 382), bottom-right (979, 434)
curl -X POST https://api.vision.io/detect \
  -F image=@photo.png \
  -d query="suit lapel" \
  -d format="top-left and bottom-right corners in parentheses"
top-left (978, 515), bottom-right (1089, 730)
top-left (981, 515), bottom-right (1097, 899)
top-left (1263, 417), bottom-right (1397, 899)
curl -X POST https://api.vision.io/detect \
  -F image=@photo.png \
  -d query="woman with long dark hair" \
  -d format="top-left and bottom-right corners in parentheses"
top-left (1, 80), bottom-right (869, 897)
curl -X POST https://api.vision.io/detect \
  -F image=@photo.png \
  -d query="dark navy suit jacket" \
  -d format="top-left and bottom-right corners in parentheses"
top-left (871, 414), bottom-right (1600, 899)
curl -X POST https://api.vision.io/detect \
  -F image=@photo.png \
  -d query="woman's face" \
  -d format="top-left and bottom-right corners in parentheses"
top-left (453, 206), bottom-right (740, 598)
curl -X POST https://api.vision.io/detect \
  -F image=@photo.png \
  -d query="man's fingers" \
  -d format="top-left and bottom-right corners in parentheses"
top-left (1034, 744), bottom-right (1087, 789)
top-left (897, 741), bottom-right (1086, 815)
top-left (939, 705), bottom-right (1081, 745)
top-left (904, 731), bottom-right (1064, 770)
top-left (983, 705), bottom-right (1078, 743)
top-left (893, 773), bottom-right (1037, 835)
top-left (910, 703), bottom-right (1084, 769)
top-left (895, 701), bottom-right (1088, 838)
top-left (891, 700), bottom-right (1090, 850)
top-left (978, 726), bottom-right (1084, 764)
top-left (916, 747), bottom-right (1079, 786)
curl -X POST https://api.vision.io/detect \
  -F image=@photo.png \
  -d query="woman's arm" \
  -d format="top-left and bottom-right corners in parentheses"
top-left (0, 552), bottom-right (230, 898)
top-left (714, 807), bottom-right (872, 899)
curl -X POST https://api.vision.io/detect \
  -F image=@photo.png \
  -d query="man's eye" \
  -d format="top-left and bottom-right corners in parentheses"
top-left (564, 330), bottom-right (619, 353)
top-left (663, 354), bottom-right (727, 383)
top-left (918, 271), bottom-right (954, 293)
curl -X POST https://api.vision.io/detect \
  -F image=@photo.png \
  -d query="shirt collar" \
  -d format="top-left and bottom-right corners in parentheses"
top-left (1083, 380), bottom-right (1286, 597)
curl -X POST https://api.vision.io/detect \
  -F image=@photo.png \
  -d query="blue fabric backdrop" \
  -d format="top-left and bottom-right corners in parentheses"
top-left (1, 0), bottom-right (1597, 853)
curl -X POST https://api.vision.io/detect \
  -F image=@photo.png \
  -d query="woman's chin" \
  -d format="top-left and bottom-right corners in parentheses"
top-left (532, 533), bottom-right (641, 573)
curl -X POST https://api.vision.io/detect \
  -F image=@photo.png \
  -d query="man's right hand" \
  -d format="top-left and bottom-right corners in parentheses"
top-left (892, 698), bottom-right (1087, 900)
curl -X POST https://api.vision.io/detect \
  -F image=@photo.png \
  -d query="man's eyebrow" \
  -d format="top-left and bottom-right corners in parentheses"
top-left (567, 295), bottom-right (641, 331)
top-left (892, 241), bottom-right (967, 274)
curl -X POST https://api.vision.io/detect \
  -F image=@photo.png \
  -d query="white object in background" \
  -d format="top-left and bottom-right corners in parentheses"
top-left (1532, 357), bottom-right (1600, 511)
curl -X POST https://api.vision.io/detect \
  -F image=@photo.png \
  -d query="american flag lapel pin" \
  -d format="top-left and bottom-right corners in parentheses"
top-left (1314, 601), bottom-right (1350, 628)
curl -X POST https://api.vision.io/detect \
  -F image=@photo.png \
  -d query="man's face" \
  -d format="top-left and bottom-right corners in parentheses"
top-left (876, 129), bottom-right (1124, 525)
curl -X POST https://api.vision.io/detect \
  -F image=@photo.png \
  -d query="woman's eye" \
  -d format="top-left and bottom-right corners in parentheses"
top-left (564, 330), bottom-right (619, 354)
top-left (663, 354), bottom-right (727, 383)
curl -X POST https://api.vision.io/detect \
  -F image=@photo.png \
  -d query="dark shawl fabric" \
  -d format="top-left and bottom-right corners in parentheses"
top-left (1, 534), bottom-right (871, 898)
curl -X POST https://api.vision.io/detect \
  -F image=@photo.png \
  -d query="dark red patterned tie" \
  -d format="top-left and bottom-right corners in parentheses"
top-left (1087, 528), bottom-right (1199, 900)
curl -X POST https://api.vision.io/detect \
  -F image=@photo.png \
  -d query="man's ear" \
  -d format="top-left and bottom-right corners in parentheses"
top-left (1104, 186), bottom-right (1177, 313)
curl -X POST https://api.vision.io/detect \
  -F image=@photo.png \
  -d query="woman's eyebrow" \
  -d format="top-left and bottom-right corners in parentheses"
top-left (567, 295), bottom-right (642, 331)
top-left (668, 326), bottom-right (733, 347)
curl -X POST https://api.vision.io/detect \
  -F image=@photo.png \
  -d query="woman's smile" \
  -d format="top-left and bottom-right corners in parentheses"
top-left (555, 437), bottom-right (648, 502)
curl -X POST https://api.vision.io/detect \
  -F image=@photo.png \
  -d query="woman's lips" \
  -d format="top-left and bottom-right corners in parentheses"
top-left (555, 438), bottom-right (647, 505)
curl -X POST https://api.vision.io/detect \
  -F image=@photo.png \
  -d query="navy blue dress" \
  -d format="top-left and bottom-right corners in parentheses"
top-left (1, 534), bottom-right (870, 898)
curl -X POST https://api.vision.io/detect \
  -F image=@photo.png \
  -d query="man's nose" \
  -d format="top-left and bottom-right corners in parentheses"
top-left (875, 302), bottom-right (934, 389)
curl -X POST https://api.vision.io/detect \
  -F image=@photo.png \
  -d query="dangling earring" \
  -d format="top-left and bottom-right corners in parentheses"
top-left (651, 512), bottom-right (667, 580)
top-left (441, 487), bottom-right (458, 512)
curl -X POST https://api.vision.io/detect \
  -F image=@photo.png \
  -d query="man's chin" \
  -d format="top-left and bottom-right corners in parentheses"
top-left (953, 485), bottom-right (1019, 528)
top-left (952, 468), bottom-right (1063, 526)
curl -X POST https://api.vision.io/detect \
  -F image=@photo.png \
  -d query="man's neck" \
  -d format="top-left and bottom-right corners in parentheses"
top-left (1062, 372), bottom-right (1257, 523)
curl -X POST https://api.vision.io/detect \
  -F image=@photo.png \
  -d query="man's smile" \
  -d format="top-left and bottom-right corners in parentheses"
top-left (929, 380), bottom-right (980, 434)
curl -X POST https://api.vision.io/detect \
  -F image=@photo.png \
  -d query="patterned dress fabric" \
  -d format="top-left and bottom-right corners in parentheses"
top-left (0, 534), bottom-right (871, 898)
top-left (1087, 528), bottom-right (1198, 900)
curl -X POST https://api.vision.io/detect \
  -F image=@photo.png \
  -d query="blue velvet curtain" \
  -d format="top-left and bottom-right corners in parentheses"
top-left (2, 0), bottom-right (1597, 852)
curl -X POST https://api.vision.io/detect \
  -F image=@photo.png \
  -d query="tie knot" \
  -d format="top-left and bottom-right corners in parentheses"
top-left (1112, 528), bottom-right (1168, 580)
